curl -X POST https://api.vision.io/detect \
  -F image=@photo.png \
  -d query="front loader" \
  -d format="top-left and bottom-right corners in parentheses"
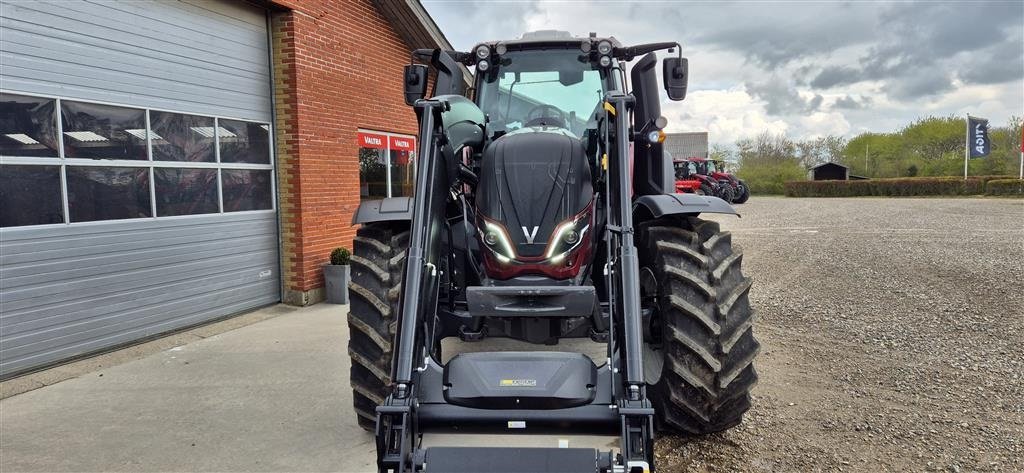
top-left (347, 31), bottom-right (759, 473)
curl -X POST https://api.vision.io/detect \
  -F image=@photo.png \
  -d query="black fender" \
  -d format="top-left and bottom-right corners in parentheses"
top-left (351, 197), bottom-right (413, 225)
top-left (632, 193), bottom-right (738, 223)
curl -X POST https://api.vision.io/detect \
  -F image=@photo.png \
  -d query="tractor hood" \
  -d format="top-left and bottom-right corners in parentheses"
top-left (476, 128), bottom-right (593, 260)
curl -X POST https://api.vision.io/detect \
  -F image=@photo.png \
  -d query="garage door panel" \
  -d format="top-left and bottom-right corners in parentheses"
top-left (2, 235), bottom-right (276, 285)
top-left (1, 215), bottom-right (276, 262)
top-left (1, 245), bottom-right (276, 309)
top-left (0, 59), bottom-right (269, 120)
top-left (0, 30), bottom-right (270, 94)
top-left (3, 260), bottom-right (278, 331)
top-left (1, 285), bottom-right (279, 374)
top-left (0, 1), bottom-right (271, 121)
top-left (2, 278), bottom-right (278, 355)
top-left (7, 1), bottom-right (269, 75)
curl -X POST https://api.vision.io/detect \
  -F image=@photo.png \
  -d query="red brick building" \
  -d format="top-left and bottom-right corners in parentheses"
top-left (269, 0), bottom-right (459, 305)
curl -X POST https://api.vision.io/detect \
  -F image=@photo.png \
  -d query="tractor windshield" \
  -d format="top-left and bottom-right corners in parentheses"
top-left (476, 50), bottom-right (611, 137)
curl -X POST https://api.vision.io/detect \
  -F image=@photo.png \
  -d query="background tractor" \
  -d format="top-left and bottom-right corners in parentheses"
top-left (671, 153), bottom-right (720, 196)
top-left (688, 157), bottom-right (749, 204)
top-left (347, 31), bottom-right (759, 473)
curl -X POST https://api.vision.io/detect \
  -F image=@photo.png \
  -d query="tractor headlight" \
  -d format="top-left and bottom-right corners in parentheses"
top-left (474, 44), bottom-right (491, 59)
top-left (477, 59), bottom-right (490, 72)
top-left (598, 55), bottom-right (612, 68)
top-left (481, 221), bottom-right (515, 262)
top-left (544, 214), bottom-right (591, 263)
top-left (596, 40), bottom-right (612, 55)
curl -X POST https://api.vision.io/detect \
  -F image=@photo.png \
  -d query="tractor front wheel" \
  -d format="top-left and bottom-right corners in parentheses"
top-left (347, 222), bottom-right (409, 431)
top-left (637, 217), bottom-right (759, 434)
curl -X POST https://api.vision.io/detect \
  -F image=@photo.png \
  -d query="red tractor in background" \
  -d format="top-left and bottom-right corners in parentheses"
top-left (672, 157), bottom-right (722, 197)
top-left (688, 157), bottom-right (750, 204)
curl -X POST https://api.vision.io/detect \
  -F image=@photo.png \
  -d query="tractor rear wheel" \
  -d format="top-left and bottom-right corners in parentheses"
top-left (637, 217), bottom-right (759, 435)
top-left (697, 183), bottom-right (714, 196)
top-left (347, 222), bottom-right (409, 431)
top-left (734, 180), bottom-right (750, 204)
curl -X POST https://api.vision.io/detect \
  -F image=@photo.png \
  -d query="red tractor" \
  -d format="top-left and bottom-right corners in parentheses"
top-left (672, 157), bottom-right (720, 196)
top-left (688, 158), bottom-right (749, 204)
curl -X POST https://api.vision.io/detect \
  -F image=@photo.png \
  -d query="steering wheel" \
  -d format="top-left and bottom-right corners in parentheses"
top-left (524, 104), bottom-right (567, 129)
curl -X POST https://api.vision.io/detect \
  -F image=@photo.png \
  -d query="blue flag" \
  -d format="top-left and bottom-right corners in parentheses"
top-left (968, 116), bottom-right (990, 158)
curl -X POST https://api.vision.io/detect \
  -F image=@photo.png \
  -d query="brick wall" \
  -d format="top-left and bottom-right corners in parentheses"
top-left (270, 0), bottom-right (419, 305)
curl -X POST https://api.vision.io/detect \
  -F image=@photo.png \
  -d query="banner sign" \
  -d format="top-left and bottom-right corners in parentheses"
top-left (390, 136), bottom-right (416, 151)
top-left (968, 116), bottom-right (990, 158)
top-left (357, 131), bottom-right (387, 149)
top-left (357, 132), bottom-right (416, 152)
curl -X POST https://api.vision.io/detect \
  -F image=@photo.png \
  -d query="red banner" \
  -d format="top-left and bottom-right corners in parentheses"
top-left (390, 136), bottom-right (416, 151)
top-left (357, 132), bottom-right (415, 152)
top-left (357, 131), bottom-right (387, 149)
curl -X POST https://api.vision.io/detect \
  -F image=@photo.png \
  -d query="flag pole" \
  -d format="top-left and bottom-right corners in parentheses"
top-left (964, 114), bottom-right (969, 180)
top-left (1019, 125), bottom-right (1023, 180)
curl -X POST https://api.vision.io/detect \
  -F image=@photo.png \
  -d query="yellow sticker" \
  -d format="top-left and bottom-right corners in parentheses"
top-left (601, 153), bottom-right (608, 171)
top-left (499, 379), bottom-right (537, 387)
top-left (603, 102), bottom-right (616, 116)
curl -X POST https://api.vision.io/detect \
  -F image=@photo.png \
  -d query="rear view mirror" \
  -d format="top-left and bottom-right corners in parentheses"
top-left (559, 69), bottom-right (584, 86)
top-left (404, 64), bottom-right (428, 105)
top-left (663, 57), bottom-right (688, 101)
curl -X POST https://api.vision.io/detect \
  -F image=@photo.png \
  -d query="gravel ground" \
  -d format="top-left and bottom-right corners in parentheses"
top-left (655, 197), bottom-right (1024, 472)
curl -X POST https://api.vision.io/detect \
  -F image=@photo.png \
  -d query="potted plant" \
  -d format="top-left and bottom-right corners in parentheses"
top-left (323, 247), bottom-right (351, 304)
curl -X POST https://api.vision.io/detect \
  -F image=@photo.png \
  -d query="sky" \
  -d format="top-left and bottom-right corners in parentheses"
top-left (421, 0), bottom-right (1024, 146)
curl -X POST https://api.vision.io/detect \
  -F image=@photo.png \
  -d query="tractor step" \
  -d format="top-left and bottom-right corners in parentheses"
top-left (421, 447), bottom-right (611, 473)
top-left (444, 351), bottom-right (596, 409)
top-left (466, 285), bottom-right (597, 318)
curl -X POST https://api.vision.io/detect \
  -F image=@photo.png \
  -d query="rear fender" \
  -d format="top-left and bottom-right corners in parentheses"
top-left (352, 197), bottom-right (413, 225)
top-left (633, 193), bottom-right (738, 223)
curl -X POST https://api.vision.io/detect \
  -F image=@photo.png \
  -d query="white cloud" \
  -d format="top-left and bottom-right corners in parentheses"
top-left (662, 87), bottom-right (788, 146)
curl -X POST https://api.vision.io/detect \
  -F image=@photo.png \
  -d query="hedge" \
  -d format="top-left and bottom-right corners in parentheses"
top-left (784, 175), bottom-right (1018, 197)
top-left (985, 179), bottom-right (1024, 196)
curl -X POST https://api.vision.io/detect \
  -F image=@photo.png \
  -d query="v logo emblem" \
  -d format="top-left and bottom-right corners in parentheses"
top-left (521, 226), bottom-right (540, 244)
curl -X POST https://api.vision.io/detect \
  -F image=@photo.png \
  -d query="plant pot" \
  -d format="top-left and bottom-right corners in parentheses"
top-left (323, 264), bottom-right (351, 304)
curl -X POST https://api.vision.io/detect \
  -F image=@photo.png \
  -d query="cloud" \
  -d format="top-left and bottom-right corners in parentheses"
top-left (746, 80), bottom-right (823, 115)
top-left (662, 87), bottom-right (788, 145)
top-left (832, 95), bottom-right (871, 110)
top-left (805, 1), bottom-right (1024, 99)
top-left (810, 66), bottom-right (860, 89)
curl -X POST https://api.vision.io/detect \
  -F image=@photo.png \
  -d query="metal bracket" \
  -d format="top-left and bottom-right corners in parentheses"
top-left (375, 396), bottom-right (417, 473)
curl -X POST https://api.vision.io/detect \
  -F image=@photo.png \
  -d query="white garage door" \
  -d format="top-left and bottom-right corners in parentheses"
top-left (0, 0), bottom-right (280, 377)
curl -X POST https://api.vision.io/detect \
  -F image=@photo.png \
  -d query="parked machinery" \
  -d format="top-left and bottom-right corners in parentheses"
top-left (347, 31), bottom-right (759, 473)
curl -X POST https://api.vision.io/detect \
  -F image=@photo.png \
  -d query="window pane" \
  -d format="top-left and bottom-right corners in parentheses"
top-left (359, 148), bottom-right (387, 199)
top-left (150, 111), bottom-right (215, 162)
top-left (389, 149), bottom-right (415, 197)
top-left (0, 94), bottom-right (59, 157)
top-left (219, 119), bottom-right (270, 164)
top-left (61, 101), bottom-right (147, 160)
top-left (222, 169), bottom-right (272, 211)
top-left (67, 166), bottom-right (151, 222)
top-left (0, 165), bottom-right (63, 227)
top-left (155, 168), bottom-right (218, 216)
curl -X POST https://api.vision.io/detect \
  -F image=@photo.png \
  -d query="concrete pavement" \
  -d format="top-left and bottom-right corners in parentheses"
top-left (1, 303), bottom-right (376, 472)
top-left (0, 303), bottom-right (614, 472)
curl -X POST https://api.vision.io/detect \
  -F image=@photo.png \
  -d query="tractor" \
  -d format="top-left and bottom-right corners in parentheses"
top-left (671, 153), bottom-right (720, 196)
top-left (688, 158), bottom-right (749, 204)
top-left (347, 31), bottom-right (759, 473)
